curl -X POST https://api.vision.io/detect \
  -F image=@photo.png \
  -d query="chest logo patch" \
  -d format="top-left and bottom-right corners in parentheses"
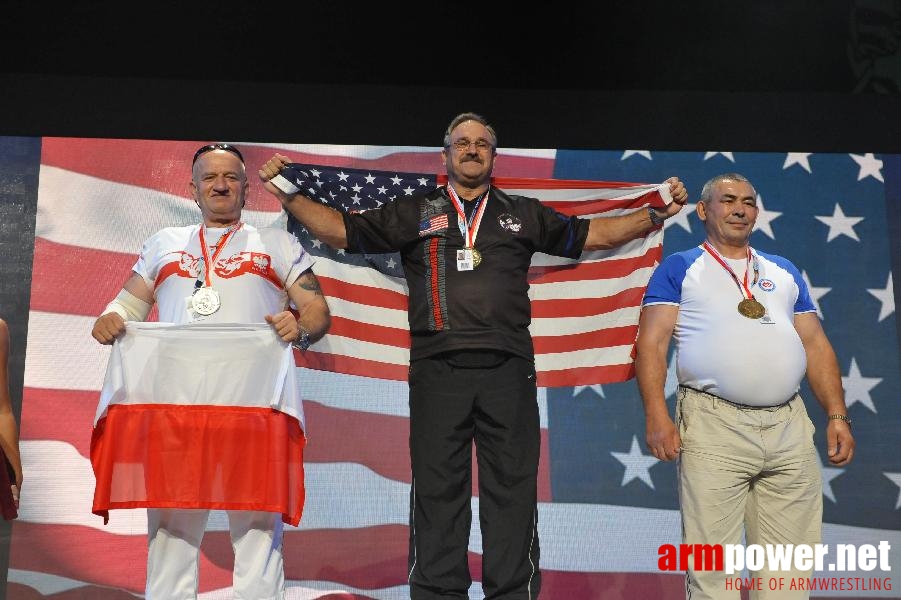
top-left (498, 213), bottom-right (523, 233)
top-left (216, 252), bottom-right (272, 278)
top-left (757, 278), bottom-right (776, 292)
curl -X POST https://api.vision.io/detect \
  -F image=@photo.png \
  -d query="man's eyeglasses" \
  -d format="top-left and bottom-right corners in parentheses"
top-left (192, 143), bottom-right (245, 166)
top-left (448, 138), bottom-right (494, 153)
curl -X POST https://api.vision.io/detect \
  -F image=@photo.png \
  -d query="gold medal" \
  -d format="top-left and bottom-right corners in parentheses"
top-left (471, 247), bottom-right (482, 268)
top-left (737, 298), bottom-right (766, 319)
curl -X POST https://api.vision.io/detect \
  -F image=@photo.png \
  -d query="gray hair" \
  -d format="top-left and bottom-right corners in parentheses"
top-left (699, 173), bottom-right (756, 203)
top-left (443, 112), bottom-right (498, 148)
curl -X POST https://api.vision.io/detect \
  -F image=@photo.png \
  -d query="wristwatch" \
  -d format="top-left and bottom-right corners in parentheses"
top-left (292, 326), bottom-right (312, 352)
top-left (647, 206), bottom-right (666, 227)
top-left (828, 414), bottom-right (852, 428)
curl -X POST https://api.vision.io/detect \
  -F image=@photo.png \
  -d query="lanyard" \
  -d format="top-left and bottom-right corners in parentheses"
top-left (446, 185), bottom-right (489, 249)
top-left (702, 241), bottom-right (759, 301)
top-left (196, 223), bottom-right (242, 288)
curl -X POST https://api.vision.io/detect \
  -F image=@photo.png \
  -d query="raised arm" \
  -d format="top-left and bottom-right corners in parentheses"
top-left (634, 304), bottom-right (681, 461)
top-left (583, 176), bottom-right (688, 250)
top-left (259, 154), bottom-right (349, 249)
top-left (794, 312), bottom-right (855, 466)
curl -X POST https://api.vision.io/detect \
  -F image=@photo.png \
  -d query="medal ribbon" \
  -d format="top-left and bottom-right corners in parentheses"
top-left (197, 222), bottom-right (243, 287)
top-left (702, 242), bottom-right (759, 301)
top-left (446, 185), bottom-right (489, 249)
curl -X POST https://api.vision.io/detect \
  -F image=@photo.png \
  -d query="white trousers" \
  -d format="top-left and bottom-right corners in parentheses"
top-left (146, 508), bottom-right (285, 599)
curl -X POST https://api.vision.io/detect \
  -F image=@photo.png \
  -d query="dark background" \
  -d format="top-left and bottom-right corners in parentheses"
top-left (0, 1), bottom-right (900, 596)
top-left (1, 1), bottom-right (900, 150)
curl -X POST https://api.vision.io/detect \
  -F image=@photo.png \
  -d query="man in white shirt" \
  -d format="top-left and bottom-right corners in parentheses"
top-left (635, 173), bottom-right (854, 600)
top-left (91, 143), bottom-right (331, 599)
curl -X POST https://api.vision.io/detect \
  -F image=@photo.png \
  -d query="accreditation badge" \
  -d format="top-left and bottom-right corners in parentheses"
top-left (456, 249), bottom-right (474, 271)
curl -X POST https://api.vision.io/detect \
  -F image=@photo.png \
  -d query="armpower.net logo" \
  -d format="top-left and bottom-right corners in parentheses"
top-left (658, 542), bottom-right (892, 593)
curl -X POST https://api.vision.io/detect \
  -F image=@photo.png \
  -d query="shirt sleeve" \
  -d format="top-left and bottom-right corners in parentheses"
top-left (131, 231), bottom-right (162, 290)
top-left (273, 228), bottom-right (315, 288)
top-left (784, 259), bottom-right (816, 314)
top-left (343, 196), bottom-right (422, 254)
top-left (642, 254), bottom-right (688, 306)
top-left (532, 199), bottom-right (590, 259)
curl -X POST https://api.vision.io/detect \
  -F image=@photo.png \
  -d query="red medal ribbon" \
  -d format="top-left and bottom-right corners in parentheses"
top-left (702, 242), bottom-right (758, 301)
top-left (197, 223), bottom-right (243, 286)
top-left (446, 185), bottom-right (489, 249)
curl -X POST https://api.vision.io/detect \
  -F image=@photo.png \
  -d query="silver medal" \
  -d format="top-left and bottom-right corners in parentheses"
top-left (191, 287), bottom-right (221, 316)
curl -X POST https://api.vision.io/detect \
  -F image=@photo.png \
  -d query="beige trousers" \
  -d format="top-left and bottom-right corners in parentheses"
top-left (677, 387), bottom-right (822, 600)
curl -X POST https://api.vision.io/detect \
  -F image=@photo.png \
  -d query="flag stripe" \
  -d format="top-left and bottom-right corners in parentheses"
top-left (91, 405), bottom-right (306, 525)
top-left (531, 287), bottom-right (646, 318)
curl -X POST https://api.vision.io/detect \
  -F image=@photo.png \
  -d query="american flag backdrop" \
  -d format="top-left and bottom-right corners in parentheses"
top-left (7, 138), bottom-right (901, 599)
top-left (280, 163), bottom-right (668, 388)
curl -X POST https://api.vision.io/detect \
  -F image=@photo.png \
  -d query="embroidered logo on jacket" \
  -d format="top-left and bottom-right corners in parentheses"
top-left (498, 213), bottom-right (523, 233)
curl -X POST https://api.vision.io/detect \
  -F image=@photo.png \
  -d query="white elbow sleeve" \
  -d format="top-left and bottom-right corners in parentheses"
top-left (103, 289), bottom-right (152, 321)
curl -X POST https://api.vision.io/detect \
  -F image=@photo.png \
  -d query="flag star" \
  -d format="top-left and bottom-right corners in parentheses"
top-left (621, 150), bottom-right (652, 160)
top-left (351, 183), bottom-right (362, 193)
top-left (783, 153), bottom-right (813, 173)
top-left (311, 239), bottom-right (322, 249)
top-left (842, 357), bottom-right (882, 412)
top-left (885, 473), bottom-right (901, 509)
top-left (663, 351), bottom-right (679, 398)
top-left (391, 175), bottom-right (402, 185)
top-left (573, 384), bottom-right (605, 399)
top-left (386, 257), bottom-right (397, 269)
top-left (336, 248), bottom-right (346, 255)
top-left (418, 177), bottom-right (430, 186)
top-left (365, 174), bottom-right (376, 184)
top-left (351, 194), bottom-right (361, 205)
top-left (751, 194), bottom-right (782, 239)
top-left (867, 272), bottom-right (895, 322)
top-left (703, 152), bottom-right (735, 162)
top-left (310, 168), bottom-right (321, 178)
top-left (403, 186), bottom-right (415, 196)
top-left (664, 202), bottom-right (697, 233)
top-left (849, 153), bottom-right (884, 182)
top-left (337, 171), bottom-right (349, 182)
top-left (377, 185), bottom-right (387, 195)
top-left (815, 204), bottom-right (864, 242)
top-left (801, 270), bottom-right (831, 319)
top-left (611, 436), bottom-right (659, 489)
top-left (817, 452), bottom-right (844, 503)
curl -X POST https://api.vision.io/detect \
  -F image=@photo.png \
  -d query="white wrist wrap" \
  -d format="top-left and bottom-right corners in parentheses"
top-left (103, 289), bottom-right (152, 321)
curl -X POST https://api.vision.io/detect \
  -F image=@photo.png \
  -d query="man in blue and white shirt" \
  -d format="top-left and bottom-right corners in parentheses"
top-left (635, 173), bottom-right (855, 600)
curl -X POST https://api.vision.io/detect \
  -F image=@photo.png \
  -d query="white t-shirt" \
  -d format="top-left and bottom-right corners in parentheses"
top-left (133, 222), bottom-right (314, 324)
top-left (642, 245), bottom-right (816, 406)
